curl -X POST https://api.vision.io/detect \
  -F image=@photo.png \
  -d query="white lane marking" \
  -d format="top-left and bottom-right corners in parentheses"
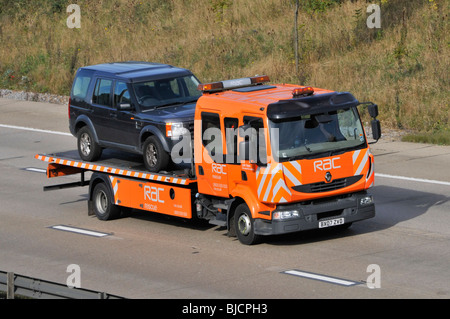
top-left (282, 270), bottom-right (360, 287)
top-left (376, 173), bottom-right (450, 187)
top-left (24, 167), bottom-right (47, 173)
top-left (50, 225), bottom-right (111, 237)
top-left (0, 124), bottom-right (71, 136)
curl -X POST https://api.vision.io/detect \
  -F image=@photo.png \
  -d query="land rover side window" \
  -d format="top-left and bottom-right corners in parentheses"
top-left (114, 81), bottom-right (131, 106)
top-left (93, 78), bottom-right (112, 107)
top-left (224, 117), bottom-right (239, 164)
top-left (71, 71), bottom-right (92, 102)
top-left (201, 112), bottom-right (223, 162)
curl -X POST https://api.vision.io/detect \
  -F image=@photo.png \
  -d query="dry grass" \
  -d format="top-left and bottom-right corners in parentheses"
top-left (0, 0), bottom-right (448, 133)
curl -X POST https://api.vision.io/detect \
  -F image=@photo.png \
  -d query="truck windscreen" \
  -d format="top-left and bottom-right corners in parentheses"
top-left (269, 107), bottom-right (366, 161)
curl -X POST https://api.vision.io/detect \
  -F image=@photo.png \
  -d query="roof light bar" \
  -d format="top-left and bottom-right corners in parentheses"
top-left (292, 86), bottom-right (314, 97)
top-left (198, 75), bottom-right (270, 93)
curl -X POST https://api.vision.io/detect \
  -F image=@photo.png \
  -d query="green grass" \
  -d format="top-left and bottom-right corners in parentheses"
top-left (0, 0), bottom-right (448, 143)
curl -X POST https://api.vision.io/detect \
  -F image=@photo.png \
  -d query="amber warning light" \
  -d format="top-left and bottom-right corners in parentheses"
top-left (292, 86), bottom-right (314, 97)
top-left (198, 75), bottom-right (270, 93)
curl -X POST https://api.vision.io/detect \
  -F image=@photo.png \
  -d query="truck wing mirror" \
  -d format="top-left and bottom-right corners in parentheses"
top-left (371, 119), bottom-right (381, 142)
top-left (238, 124), bottom-right (251, 137)
top-left (368, 103), bottom-right (379, 118)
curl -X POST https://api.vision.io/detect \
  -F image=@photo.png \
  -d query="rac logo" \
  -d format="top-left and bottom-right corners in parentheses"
top-left (212, 163), bottom-right (227, 175)
top-left (314, 157), bottom-right (341, 172)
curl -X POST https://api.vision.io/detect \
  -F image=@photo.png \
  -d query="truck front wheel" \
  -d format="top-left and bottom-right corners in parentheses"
top-left (234, 203), bottom-right (261, 245)
top-left (92, 183), bottom-right (120, 220)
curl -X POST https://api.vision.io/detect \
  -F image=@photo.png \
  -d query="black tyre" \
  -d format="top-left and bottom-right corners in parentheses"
top-left (77, 126), bottom-right (102, 161)
top-left (234, 203), bottom-right (262, 245)
top-left (143, 136), bottom-right (169, 172)
top-left (92, 183), bottom-right (120, 220)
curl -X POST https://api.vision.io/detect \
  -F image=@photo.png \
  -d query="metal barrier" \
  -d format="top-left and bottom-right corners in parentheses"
top-left (0, 271), bottom-right (124, 299)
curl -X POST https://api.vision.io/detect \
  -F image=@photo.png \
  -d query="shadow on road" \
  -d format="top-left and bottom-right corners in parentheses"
top-left (264, 185), bottom-right (449, 246)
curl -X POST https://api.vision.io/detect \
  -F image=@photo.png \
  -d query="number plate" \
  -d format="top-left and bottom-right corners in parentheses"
top-left (319, 217), bottom-right (344, 228)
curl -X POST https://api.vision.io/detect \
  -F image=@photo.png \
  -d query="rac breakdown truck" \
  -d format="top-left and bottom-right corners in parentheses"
top-left (36, 75), bottom-right (381, 245)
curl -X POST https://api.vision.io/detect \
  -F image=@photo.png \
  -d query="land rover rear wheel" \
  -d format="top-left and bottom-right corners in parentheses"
top-left (77, 126), bottom-right (102, 161)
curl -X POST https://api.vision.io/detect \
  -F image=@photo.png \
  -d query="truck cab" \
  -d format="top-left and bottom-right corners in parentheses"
top-left (193, 76), bottom-right (380, 244)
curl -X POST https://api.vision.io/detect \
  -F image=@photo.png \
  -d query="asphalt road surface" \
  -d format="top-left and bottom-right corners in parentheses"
top-left (1, 98), bottom-right (449, 301)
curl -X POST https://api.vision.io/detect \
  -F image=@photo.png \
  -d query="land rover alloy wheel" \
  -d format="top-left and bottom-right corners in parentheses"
top-left (77, 126), bottom-right (102, 161)
top-left (143, 136), bottom-right (169, 172)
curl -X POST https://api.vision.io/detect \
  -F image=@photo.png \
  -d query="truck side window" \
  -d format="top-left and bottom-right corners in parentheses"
top-left (243, 116), bottom-right (267, 165)
top-left (93, 78), bottom-right (112, 107)
top-left (224, 117), bottom-right (239, 164)
top-left (201, 112), bottom-right (223, 163)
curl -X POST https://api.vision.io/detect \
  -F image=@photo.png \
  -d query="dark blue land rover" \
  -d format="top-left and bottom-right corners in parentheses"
top-left (69, 61), bottom-right (201, 172)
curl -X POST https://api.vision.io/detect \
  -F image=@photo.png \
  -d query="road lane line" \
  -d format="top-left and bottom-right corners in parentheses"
top-left (282, 269), bottom-right (360, 287)
top-left (24, 167), bottom-right (47, 173)
top-left (0, 124), bottom-right (71, 136)
top-left (376, 173), bottom-right (450, 186)
top-left (50, 225), bottom-right (111, 237)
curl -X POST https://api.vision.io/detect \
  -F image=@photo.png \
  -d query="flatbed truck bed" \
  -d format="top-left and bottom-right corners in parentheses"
top-left (36, 151), bottom-right (198, 221)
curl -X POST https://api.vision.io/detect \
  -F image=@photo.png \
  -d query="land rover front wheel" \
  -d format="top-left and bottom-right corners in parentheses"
top-left (143, 136), bottom-right (169, 172)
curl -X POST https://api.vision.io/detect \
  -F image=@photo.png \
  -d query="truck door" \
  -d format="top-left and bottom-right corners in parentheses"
top-left (196, 112), bottom-right (229, 197)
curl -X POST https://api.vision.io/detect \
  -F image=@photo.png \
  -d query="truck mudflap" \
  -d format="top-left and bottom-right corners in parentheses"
top-left (253, 191), bottom-right (375, 235)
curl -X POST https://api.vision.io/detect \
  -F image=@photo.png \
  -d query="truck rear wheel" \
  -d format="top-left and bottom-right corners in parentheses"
top-left (234, 203), bottom-right (261, 245)
top-left (77, 126), bottom-right (102, 162)
top-left (92, 183), bottom-right (120, 220)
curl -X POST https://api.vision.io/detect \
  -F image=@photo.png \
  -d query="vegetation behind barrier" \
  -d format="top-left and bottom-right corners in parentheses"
top-left (0, 0), bottom-right (448, 140)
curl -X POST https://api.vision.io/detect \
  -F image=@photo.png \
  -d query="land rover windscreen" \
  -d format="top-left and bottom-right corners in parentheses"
top-left (132, 75), bottom-right (202, 110)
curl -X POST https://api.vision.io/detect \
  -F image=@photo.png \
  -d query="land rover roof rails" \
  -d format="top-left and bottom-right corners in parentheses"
top-left (198, 75), bottom-right (270, 93)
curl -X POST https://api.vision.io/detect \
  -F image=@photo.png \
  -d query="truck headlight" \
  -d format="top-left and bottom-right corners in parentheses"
top-left (273, 210), bottom-right (300, 220)
top-left (360, 195), bottom-right (373, 206)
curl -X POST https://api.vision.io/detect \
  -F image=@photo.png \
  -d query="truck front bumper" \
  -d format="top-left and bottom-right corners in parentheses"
top-left (254, 191), bottom-right (375, 236)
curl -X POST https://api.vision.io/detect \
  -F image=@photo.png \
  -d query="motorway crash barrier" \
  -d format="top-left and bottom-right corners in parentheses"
top-left (0, 270), bottom-right (124, 299)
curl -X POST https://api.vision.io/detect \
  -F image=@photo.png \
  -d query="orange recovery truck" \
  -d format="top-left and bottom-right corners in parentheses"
top-left (36, 76), bottom-right (381, 245)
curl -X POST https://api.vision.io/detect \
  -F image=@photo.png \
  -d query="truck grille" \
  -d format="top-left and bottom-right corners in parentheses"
top-left (292, 175), bottom-right (363, 193)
